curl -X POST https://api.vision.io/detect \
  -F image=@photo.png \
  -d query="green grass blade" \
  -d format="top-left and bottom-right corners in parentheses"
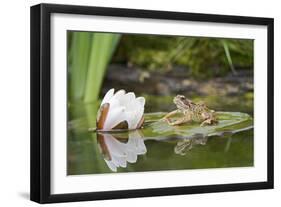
top-left (221, 40), bottom-right (237, 75)
top-left (68, 32), bottom-right (92, 101)
top-left (84, 33), bottom-right (121, 103)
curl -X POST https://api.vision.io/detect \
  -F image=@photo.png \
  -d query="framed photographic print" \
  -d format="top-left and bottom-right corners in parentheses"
top-left (30, 3), bottom-right (274, 203)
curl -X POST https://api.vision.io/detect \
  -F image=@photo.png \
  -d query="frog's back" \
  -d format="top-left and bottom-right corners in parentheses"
top-left (189, 104), bottom-right (206, 122)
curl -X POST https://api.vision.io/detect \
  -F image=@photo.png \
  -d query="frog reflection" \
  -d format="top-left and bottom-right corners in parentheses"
top-left (97, 130), bottom-right (146, 172)
top-left (174, 134), bottom-right (208, 155)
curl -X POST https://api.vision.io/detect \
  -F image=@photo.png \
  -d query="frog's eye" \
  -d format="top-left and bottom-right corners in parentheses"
top-left (180, 96), bottom-right (185, 100)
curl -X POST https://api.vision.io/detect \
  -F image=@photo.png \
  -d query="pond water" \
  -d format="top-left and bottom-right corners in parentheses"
top-left (67, 94), bottom-right (253, 175)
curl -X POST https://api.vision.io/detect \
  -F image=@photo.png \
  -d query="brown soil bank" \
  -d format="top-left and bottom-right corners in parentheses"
top-left (102, 64), bottom-right (253, 97)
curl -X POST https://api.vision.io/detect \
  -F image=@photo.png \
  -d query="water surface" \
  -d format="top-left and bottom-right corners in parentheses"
top-left (67, 95), bottom-right (253, 175)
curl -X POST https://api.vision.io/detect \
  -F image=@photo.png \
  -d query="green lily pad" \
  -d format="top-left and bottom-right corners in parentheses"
top-left (141, 111), bottom-right (253, 140)
top-left (101, 111), bottom-right (253, 141)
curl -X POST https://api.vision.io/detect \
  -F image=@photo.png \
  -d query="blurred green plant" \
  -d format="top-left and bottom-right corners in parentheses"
top-left (68, 32), bottom-right (120, 103)
top-left (113, 35), bottom-right (253, 78)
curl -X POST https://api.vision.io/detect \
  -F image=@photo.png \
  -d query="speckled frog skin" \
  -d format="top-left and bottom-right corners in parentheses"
top-left (162, 95), bottom-right (218, 126)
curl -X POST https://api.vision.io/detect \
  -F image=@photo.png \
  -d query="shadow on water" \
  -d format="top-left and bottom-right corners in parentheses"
top-left (67, 95), bottom-right (254, 175)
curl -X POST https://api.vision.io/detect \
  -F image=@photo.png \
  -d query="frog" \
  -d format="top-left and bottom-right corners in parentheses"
top-left (162, 95), bottom-right (218, 126)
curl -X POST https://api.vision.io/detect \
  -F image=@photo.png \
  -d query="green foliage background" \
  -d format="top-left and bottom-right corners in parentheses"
top-left (113, 35), bottom-right (253, 78)
top-left (67, 32), bottom-right (253, 103)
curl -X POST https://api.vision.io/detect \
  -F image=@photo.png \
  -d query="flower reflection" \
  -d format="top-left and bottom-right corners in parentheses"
top-left (174, 134), bottom-right (208, 155)
top-left (97, 130), bottom-right (146, 172)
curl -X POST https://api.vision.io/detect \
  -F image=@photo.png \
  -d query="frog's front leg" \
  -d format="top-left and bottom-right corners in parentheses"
top-left (161, 110), bottom-right (179, 121)
top-left (167, 114), bottom-right (191, 126)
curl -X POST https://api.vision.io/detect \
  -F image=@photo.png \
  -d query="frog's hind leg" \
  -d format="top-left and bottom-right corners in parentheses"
top-left (200, 118), bottom-right (217, 127)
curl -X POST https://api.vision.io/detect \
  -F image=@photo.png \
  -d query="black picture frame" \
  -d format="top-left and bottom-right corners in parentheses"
top-left (30, 3), bottom-right (274, 204)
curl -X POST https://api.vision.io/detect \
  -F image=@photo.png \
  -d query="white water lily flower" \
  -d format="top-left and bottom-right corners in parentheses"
top-left (96, 88), bottom-right (145, 131)
top-left (97, 131), bottom-right (147, 172)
